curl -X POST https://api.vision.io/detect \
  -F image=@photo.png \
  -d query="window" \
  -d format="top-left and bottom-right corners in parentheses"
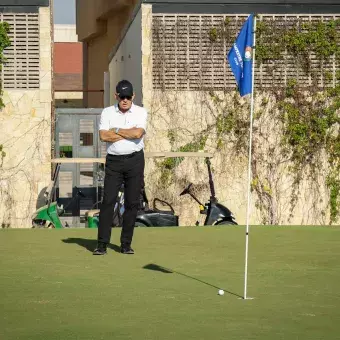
top-left (80, 119), bottom-right (94, 146)
top-left (0, 13), bottom-right (40, 89)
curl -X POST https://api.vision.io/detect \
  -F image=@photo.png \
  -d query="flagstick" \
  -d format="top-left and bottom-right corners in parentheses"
top-left (243, 15), bottom-right (257, 300)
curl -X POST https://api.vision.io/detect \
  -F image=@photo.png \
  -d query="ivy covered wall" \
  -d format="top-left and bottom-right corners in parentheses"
top-left (142, 13), bottom-right (340, 226)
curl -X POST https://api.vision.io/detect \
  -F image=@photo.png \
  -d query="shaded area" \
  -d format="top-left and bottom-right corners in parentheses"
top-left (143, 263), bottom-right (243, 298)
top-left (36, 186), bottom-right (47, 209)
top-left (62, 237), bottom-right (120, 253)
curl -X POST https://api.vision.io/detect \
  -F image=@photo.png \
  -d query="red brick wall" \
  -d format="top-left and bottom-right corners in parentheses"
top-left (54, 42), bottom-right (83, 91)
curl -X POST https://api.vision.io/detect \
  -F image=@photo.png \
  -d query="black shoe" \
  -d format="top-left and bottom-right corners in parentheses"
top-left (120, 245), bottom-right (134, 254)
top-left (93, 243), bottom-right (107, 255)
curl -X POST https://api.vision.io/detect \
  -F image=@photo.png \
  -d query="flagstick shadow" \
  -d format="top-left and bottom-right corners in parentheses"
top-left (143, 263), bottom-right (243, 299)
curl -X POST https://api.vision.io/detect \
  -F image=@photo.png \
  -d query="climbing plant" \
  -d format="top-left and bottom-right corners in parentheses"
top-left (0, 21), bottom-right (10, 167)
top-left (150, 15), bottom-right (340, 225)
top-left (0, 21), bottom-right (10, 109)
top-left (0, 21), bottom-right (10, 228)
top-left (255, 19), bottom-right (340, 223)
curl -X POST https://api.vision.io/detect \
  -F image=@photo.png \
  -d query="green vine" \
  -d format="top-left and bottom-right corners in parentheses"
top-left (0, 144), bottom-right (6, 168)
top-left (0, 21), bottom-right (11, 109)
top-left (208, 27), bottom-right (218, 43)
top-left (256, 19), bottom-right (340, 74)
top-left (158, 135), bottom-right (208, 187)
top-left (207, 18), bottom-right (234, 44)
top-left (263, 20), bottom-right (340, 223)
top-left (284, 20), bottom-right (340, 72)
top-left (152, 16), bottom-right (340, 224)
top-left (276, 81), bottom-right (339, 220)
top-left (256, 19), bottom-right (284, 64)
top-left (207, 17), bottom-right (340, 224)
top-left (0, 22), bottom-right (10, 228)
top-left (327, 172), bottom-right (340, 223)
top-left (0, 22), bottom-right (10, 169)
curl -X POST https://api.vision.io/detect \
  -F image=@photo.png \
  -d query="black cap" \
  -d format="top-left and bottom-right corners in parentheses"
top-left (116, 80), bottom-right (133, 97)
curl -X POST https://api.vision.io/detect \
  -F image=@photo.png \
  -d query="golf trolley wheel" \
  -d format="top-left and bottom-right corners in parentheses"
top-left (32, 221), bottom-right (40, 229)
top-left (216, 220), bottom-right (237, 226)
top-left (32, 220), bottom-right (51, 229)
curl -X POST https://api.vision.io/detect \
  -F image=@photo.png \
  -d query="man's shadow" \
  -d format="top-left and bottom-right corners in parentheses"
top-left (143, 263), bottom-right (243, 298)
top-left (62, 238), bottom-right (121, 253)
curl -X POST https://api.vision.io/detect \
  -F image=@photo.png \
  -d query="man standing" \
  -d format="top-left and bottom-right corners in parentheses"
top-left (93, 80), bottom-right (147, 255)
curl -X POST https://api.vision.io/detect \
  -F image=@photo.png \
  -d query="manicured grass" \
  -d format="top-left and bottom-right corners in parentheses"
top-left (1, 226), bottom-right (340, 340)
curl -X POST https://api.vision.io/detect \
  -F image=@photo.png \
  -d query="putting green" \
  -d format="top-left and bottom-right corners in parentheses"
top-left (1, 226), bottom-right (339, 340)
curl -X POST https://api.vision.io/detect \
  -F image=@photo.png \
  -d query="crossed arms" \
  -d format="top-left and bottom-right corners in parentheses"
top-left (99, 128), bottom-right (145, 143)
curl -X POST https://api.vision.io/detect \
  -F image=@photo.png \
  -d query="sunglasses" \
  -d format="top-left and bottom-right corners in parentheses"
top-left (119, 96), bottom-right (132, 101)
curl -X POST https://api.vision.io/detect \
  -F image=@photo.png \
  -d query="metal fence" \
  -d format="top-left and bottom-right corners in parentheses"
top-left (55, 108), bottom-right (105, 226)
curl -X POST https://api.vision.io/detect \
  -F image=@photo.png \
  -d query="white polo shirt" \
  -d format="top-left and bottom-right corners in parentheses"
top-left (99, 103), bottom-right (148, 155)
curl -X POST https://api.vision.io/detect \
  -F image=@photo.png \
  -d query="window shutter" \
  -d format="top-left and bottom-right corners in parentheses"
top-left (152, 14), bottom-right (339, 90)
top-left (1, 13), bottom-right (40, 90)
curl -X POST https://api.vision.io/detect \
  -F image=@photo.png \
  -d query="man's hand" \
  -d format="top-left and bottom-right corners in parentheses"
top-left (117, 128), bottom-right (145, 140)
top-left (99, 130), bottom-right (125, 143)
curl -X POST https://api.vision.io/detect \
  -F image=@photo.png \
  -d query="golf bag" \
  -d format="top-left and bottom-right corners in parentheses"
top-left (112, 180), bottom-right (149, 227)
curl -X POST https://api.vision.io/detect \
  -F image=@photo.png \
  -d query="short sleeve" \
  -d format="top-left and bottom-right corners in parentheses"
top-left (99, 108), bottom-right (109, 131)
top-left (135, 108), bottom-right (148, 131)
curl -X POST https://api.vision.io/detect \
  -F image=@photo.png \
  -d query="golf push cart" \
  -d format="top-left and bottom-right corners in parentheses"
top-left (86, 157), bottom-right (237, 228)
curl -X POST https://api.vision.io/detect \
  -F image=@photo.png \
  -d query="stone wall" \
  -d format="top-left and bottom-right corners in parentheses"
top-left (140, 5), bottom-right (334, 226)
top-left (103, 4), bottom-right (337, 226)
top-left (0, 7), bottom-right (52, 228)
top-left (109, 7), bottom-right (143, 106)
top-left (143, 92), bottom-right (332, 226)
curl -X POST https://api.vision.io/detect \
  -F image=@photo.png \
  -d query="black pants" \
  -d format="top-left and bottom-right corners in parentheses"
top-left (98, 150), bottom-right (145, 246)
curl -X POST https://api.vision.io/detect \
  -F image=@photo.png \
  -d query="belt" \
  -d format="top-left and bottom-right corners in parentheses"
top-left (107, 149), bottom-right (143, 159)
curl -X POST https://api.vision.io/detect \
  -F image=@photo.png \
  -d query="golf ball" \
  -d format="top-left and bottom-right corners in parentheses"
top-left (218, 289), bottom-right (225, 296)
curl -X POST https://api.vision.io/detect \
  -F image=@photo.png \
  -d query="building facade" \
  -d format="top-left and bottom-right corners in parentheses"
top-left (54, 24), bottom-right (83, 108)
top-left (0, 0), bottom-right (52, 228)
top-left (77, 0), bottom-right (340, 226)
top-left (76, 0), bottom-right (140, 107)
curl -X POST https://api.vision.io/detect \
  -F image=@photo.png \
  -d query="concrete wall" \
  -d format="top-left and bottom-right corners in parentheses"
top-left (54, 24), bottom-right (83, 107)
top-left (109, 7), bottom-right (142, 106)
top-left (54, 24), bottom-right (78, 42)
top-left (85, 33), bottom-right (111, 107)
top-left (54, 42), bottom-right (83, 107)
top-left (76, 0), bottom-right (137, 41)
top-left (138, 6), bottom-right (336, 226)
top-left (78, 2), bottom-right (338, 226)
top-left (0, 7), bottom-right (52, 228)
top-left (85, 10), bottom-right (139, 107)
top-left (76, 0), bottom-right (140, 107)
top-left (142, 88), bottom-right (332, 226)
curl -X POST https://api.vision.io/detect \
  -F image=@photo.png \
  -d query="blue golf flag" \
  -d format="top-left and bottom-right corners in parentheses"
top-left (227, 15), bottom-right (254, 97)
